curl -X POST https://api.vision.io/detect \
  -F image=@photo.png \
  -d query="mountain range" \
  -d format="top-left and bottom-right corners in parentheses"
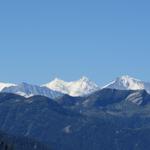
top-left (0, 76), bottom-right (150, 149)
top-left (1, 75), bottom-right (150, 99)
top-left (0, 89), bottom-right (150, 150)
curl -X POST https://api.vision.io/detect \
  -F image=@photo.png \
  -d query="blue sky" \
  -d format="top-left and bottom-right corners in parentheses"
top-left (0, 0), bottom-right (150, 85)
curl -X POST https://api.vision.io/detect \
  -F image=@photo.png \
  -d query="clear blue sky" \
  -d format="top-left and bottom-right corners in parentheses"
top-left (0, 0), bottom-right (150, 86)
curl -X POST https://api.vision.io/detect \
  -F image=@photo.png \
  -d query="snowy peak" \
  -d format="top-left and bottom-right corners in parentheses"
top-left (114, 75), bottom-right (144, 90)
top-left (2, 82), bottom-right (63, 99)
top-left (68, 76), bottom-right (99, 96)
top-left (103, 75), bottom-right (147, 92)
top-left (0, 82), bottom-right (16, 91)
top-left (43, 76), bottom-right (99, 97)
top-left (43, 78), bottom-right (70, 95)
top-left (79, 76), bottom-right (91, 82)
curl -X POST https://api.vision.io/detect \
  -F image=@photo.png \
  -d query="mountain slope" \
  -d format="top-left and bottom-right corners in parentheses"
top-left (0, 93), bottom-right (83, 150)
top-left (83, 89), bottom-right (150, 108)
top-left (43, 76), bottom-right (99, 97)
top-left (103, 75), bottom-right (150, 93)
top-left (1, 92), bottom-right (150, 149)
top-left (0, 93), bottom-right (150, 150)
top-left (0, 130), bottom-right (50, 150)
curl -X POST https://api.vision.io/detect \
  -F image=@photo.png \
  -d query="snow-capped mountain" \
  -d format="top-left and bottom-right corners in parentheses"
top-left (102, 75), bottom-right (150, 94)
top-left (0, 82), bottom-right (16, 91)
top-left (1, 75), bottom-right (150, 99)
top-left (2, 82), bottom-right (63, 99)
top-left (43, 76), bottom-right (99, 97)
